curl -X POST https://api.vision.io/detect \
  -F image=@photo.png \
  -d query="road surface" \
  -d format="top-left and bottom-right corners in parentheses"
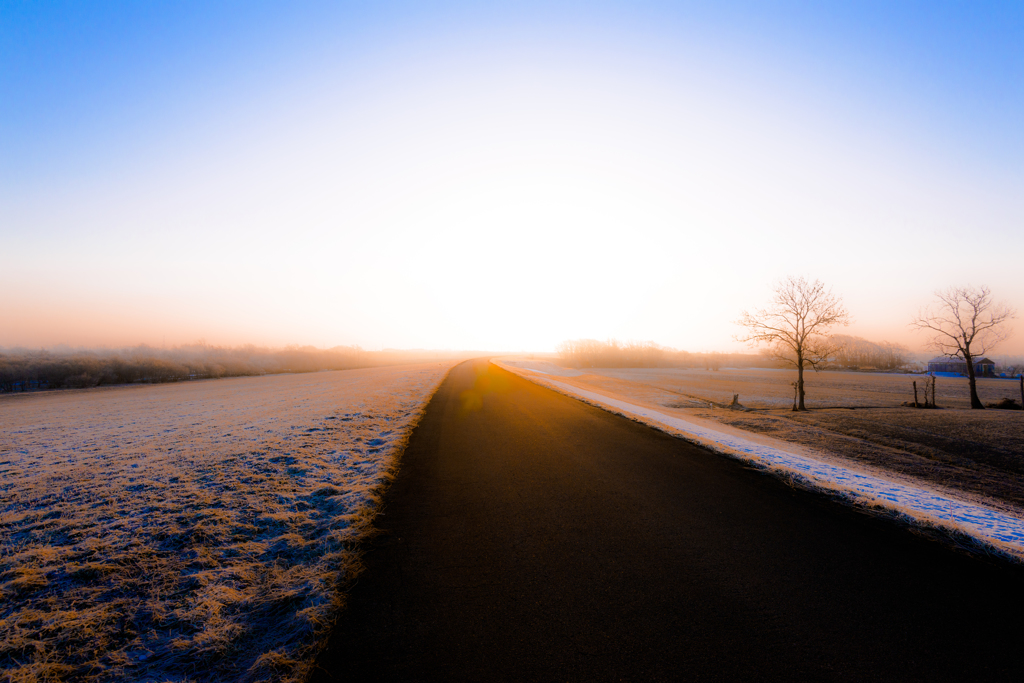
top-left (313, 359), bottom-right (1024, 682)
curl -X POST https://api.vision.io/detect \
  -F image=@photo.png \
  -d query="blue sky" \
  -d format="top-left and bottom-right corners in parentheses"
top-left (2, 2), bottom-right (1022, 352)
top-left (4, 2), bottom-right (1018, 180)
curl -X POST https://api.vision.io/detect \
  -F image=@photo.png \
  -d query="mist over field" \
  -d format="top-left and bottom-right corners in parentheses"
top-left (0, 344), bottom-right (478, 392)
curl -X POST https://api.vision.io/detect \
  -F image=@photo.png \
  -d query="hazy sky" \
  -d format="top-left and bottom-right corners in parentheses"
top-left (3, 1), bottom-right (1022, 353)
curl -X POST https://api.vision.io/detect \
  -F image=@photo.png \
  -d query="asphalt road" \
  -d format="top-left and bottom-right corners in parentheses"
top-left (312, 359), bottom-right (1024, 682)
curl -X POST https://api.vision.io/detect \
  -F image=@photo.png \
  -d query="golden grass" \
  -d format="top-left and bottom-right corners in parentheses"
top-left (0, 363), bottom-right (454, 682)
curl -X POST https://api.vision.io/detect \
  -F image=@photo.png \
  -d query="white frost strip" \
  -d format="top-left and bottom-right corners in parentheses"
top-left (497, 362), bottom-right (1024, 560)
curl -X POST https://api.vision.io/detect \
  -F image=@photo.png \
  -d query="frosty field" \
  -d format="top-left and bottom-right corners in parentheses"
top-left (584, 365), bottom-right (1022, 411)
top-left (0, 362), bottom-right (455, 683)
top-left (498, 360), bottom-right (1024, 559)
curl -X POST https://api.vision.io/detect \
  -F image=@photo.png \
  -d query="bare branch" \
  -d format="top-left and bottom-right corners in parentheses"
top-left (735, 277), bottom-right (851, 358)
top-left (734, 276), bottom-right (851, 410)
top-left (910, 285), bottom-right (1016, 360)
top-left (909, 284), bottom-right (1016, 409)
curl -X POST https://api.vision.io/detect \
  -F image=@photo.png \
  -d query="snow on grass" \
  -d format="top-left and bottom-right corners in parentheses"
top-left (0, 362), bottom-right (455, 683)
top-left (496, 360), bottom-right (1024, 562)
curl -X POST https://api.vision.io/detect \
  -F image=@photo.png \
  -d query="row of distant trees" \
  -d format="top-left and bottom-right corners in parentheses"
top-left (0, 344), bottom-right (464, 392)
top-left (828, 335), bottom-right (909, 371)
top-left (556, 340), bottom-right (668, 368)
top-left (555, 336), bottom-right (910, 372)
top-left (556, 339), bottom-right (786, 370)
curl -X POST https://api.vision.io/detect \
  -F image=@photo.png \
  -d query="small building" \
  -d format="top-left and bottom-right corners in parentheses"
top-left (926, 356), bottom-right (996, 376)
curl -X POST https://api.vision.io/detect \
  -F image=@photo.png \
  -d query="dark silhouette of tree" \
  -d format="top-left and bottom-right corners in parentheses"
top-left (736, 276), bottom-right (851, 411)
top-left (910, 285), bottom-right (1015, 409)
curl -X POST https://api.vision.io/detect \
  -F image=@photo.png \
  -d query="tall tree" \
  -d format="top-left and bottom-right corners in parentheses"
top-left (910, 285), bottom-right (1015, 409)
top-left (736, 276), bottom-right (851, 411)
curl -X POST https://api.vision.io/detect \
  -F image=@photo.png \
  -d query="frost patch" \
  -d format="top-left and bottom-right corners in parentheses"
top-left (0, 362), bottom-right (455, 683)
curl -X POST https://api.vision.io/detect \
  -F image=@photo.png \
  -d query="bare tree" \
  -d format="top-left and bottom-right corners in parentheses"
top-left (736, 276), bottom-right (851, 410)
top-left (910, 285), bottom-right (1015, 409)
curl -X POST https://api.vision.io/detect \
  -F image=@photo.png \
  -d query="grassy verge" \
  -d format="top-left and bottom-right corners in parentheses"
top-left (0, 363), bottom-right (454, 682)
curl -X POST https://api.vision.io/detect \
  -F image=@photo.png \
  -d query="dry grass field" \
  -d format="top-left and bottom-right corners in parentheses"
top-left (511, 363), bottom-right (1024, 511)
top-left (0, 363), bottom-right (455, 683)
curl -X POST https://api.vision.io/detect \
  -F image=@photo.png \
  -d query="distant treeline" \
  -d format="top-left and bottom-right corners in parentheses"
top-left (556, 336), bottom-right (914, 372)
top-left (0, 344), bottom-right (472, 393)
top-left (555, 339), bottom-right (779, 370)
top-left (827, 335), bottom-right (910, 371)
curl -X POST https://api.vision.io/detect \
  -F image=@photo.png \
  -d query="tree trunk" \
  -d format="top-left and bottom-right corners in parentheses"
top-left (913, 381), bottom-right (919, 408)
top-left (964, 351), bottom-right (984, 409)
top-left (797, 354), bottom-right (806, 411)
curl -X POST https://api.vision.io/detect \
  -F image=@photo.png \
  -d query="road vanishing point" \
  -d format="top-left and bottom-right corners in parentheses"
top-left (313, 359), bottom-right (1024, 682)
